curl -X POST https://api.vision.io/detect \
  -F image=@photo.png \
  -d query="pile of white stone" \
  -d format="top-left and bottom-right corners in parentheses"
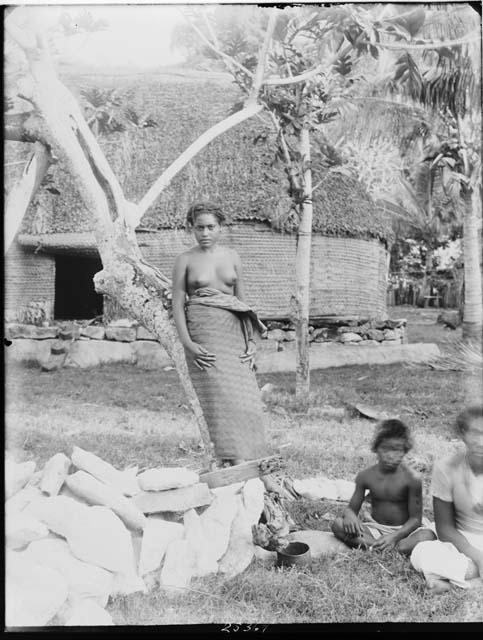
top-left (5, 448), bottom-right (266, 627)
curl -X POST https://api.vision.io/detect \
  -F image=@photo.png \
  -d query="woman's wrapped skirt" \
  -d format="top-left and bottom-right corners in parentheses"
top-left (185, 290), bottom-right (268, 461)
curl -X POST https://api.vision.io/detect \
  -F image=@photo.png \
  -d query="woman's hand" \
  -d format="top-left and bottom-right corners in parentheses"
top-left (186, 342), bottom-right (216, 371)
top-left (342, 510), bottom-right (362, 537)
top-left (240, 340), bottom-right (256, 370)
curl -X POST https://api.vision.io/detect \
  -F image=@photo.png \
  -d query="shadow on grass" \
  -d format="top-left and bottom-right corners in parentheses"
top-left (8, 428), bottom-right (206, 470)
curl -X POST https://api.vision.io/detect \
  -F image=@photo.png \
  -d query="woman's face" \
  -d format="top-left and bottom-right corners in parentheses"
top-left (463, 417), bottom-right (483, 463)
top-left (192, 213), bottom-right (221, 249)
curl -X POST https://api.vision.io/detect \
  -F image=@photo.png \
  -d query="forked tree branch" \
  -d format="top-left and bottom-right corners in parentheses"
top-left (137, 13), bottom-right (278, 222)
top-left (181, 10), bottom-right (254, 79)
top-left (5, 141), bottom-right (51, 254)
top-left (6, 12), bottom-right (131, 228)
top-left (264, 43), bottom-right (351, 86)
top-left (247, 10), bottom-right (278, 103)
top-left (135, 102), bottom-right (263, 222)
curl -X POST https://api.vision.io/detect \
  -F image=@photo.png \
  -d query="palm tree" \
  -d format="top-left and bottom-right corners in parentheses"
top-left (378, 3), bottom-right (481, 343)
top-left (328, 3), bottom-right (480, 340)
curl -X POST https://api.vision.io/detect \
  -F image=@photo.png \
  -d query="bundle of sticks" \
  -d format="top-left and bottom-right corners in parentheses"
top-left (199, 454), bottom-right (300, 552)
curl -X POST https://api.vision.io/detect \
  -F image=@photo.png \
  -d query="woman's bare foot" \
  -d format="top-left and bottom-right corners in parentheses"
top-left (426, 573), bottom-right (451, 594)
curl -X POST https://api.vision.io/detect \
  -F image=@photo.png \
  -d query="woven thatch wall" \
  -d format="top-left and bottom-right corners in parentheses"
top-left (10, 71), bottom-right (392, 243)
top-left (132, 225), bottom-right (388, 318)
top-left (4, 243), bottom-right (55, 322)
top-left (10, 224), bottom-right (388, 320)
top-left (310, 235), bottom-right (388, 318)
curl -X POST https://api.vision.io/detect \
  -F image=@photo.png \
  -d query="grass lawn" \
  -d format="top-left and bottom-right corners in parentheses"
top-left (5, 308), bottom-right (482, 624)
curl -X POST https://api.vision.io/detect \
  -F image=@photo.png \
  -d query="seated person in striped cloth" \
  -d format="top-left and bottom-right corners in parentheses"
top-left (332, 419), bottom-right (435, 554)
top-left (411, 406), bottom-right (483, 593)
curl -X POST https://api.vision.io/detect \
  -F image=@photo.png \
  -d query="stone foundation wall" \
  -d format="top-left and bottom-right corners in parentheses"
top-left (263, 317), bottom-right (407, 350)
top-left (5, 316), bottom-right (407, 370)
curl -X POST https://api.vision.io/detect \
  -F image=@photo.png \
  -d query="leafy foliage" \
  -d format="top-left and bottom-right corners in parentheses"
top-left (80, 87), bottom-right (158, 136)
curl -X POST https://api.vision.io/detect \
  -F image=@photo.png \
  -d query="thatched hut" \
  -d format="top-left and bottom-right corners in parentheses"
top-left (5, 71), bottom-right (392, 323)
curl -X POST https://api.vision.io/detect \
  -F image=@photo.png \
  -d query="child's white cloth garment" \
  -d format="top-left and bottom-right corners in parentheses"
top-left (362, 513), bottom-right (435, 539)
top-left (410, 451), bottom-right (483, 589)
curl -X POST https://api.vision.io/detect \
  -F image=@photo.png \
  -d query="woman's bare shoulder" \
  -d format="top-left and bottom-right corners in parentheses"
top-left (225, 246), bottom-right (241, 264)
top-left (174, 248), bottom-right (197, 265)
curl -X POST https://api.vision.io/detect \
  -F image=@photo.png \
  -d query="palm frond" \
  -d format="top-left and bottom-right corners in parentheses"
top-left (425, 338), bottom-right (483, 372)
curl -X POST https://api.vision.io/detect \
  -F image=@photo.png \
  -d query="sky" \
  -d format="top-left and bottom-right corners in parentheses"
top-left (7, 4), bottom-right (193, 71)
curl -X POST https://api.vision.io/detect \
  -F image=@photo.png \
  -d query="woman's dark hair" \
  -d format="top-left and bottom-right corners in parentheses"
top-left (455, 405), bottom-right (483, 435)
top-left (186, 202), bottom-right (225, 226)
top-left (371, 418), bottom-right (413, 452)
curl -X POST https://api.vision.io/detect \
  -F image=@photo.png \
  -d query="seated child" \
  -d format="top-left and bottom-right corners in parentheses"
top-left (410, 405), bottom-right (483, 593)
top-left (332, 418), bottom-right (435, 554)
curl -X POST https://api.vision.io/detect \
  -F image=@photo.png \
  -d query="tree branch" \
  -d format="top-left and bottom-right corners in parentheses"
top-left (247, 10), bottom-right (278, 104)
top-left (136, 102), bottom-right (263, 222)
top-left (181, 10), bottom-right (254, 79)
top-left (264, 62), bottom-right (326, 86)
top-left (50, 81), bottom-right (131, 224)
top-left (5, 9), bottom-right (37, 52)
top-left (5, 142), bottom-right (51, 253)
top-left (8, 12), bottom-right (132, 226)
top-left (267, 110), bottom-right (300, 192)
top-left (134, 9), bottom-right (278, 224)
top-left (4, 112), bottom-right (39, 142)
top-left (263, 43), bottom-right (352, 87)
top-left (368, 30), bottom-right (480, 51)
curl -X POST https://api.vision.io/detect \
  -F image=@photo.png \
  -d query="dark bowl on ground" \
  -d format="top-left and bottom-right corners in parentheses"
top-left (276, 541), bottom-right (311, 568)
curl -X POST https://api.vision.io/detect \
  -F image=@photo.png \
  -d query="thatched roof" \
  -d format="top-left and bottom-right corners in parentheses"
top-left (11, 70), bottom-right (392, 243)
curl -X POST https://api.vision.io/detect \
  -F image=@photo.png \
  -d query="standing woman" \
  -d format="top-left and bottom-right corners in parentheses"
top-left (172, 202), bottom-right (268, 466)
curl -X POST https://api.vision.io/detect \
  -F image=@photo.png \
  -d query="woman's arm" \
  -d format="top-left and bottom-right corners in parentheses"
top-left (171, 254), bottom-right (193, 349)
top-left (433, 497), bottom-right (483, 573)
top-left (233, 250), bottom-right (256, 368)
top-left (394, 477), bottom-right (423, 540)
top-left (233, 249), bottom-right (246, 303)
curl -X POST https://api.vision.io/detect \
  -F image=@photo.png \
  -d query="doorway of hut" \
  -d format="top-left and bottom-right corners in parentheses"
top-left (54, 255), bottom-right (104, 320)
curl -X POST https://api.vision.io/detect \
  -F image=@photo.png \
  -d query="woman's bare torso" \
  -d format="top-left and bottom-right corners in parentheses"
top-left (185, 246), bottom-right (237, 296)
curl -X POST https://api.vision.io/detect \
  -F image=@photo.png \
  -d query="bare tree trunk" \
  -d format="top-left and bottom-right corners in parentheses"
top-left (462, 190), bottom-right (483, 345)
top-left (5, 7), bottom-right (275, 468)
top-left (294, 127), bottom-right (313, 406)
top-left (6, 35), bottom-right (215, 466)
top-left (4, 142), bottom-right (51, 253)
top-left (419, 247), bottom-right (433, 307)
top-left (93, 252), bottom-right (215, 462)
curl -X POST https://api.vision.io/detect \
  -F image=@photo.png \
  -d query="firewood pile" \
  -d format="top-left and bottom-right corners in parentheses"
top-left (5, 448), bottom-right (296, 627)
